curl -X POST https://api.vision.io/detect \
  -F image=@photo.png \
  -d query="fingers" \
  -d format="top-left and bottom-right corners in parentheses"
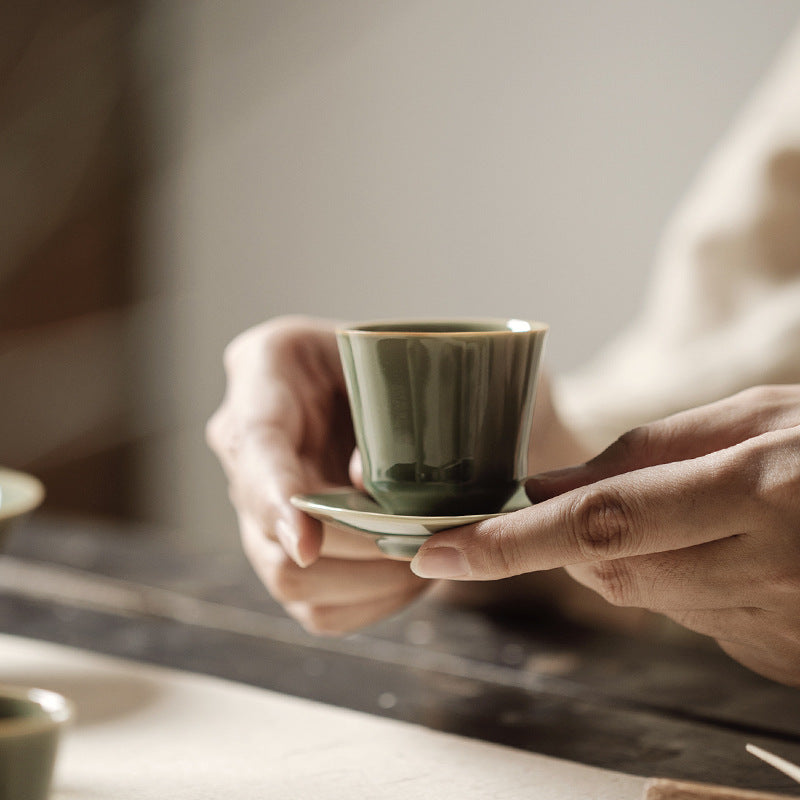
top-left (207, 392), bottom-right (320, 565)
top-left (563, 535), bottom-right (763, 611)
top-left (284, 588), bottom-right (428, 636)
top-left (256, 543), bottom-right (426, 607)
top-left (240, 513), bottom-right (428, 634)
top-left (410, 444), bottom-right (750, 581)
top-left (527, 385), bottom-right (800, 502)
top-left (527, 369), bottom-right (595, 473)
top-left (224, 427), bottom-right (325, 566)
top-left (207, 317), bottom-right (355, 567)
top-left (318, 526), bottom-right (388, 560)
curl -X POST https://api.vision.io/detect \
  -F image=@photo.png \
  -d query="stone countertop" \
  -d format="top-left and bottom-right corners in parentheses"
top-left (0, 513), bottom-right (798, 794)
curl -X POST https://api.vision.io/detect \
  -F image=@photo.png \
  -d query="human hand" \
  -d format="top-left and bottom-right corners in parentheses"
top-left (206, 316), bottom-right (429, 633)
top-left (410, 385), bottom-right (800, 686)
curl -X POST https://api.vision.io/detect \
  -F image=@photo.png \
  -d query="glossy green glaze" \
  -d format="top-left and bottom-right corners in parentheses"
top-left (337, 319), bottom-right (548, 515)
top-left (0, 688), bottom-right (71, 800)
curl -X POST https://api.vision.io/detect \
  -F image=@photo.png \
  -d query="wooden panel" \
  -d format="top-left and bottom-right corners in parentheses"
top-left (0, 1), bottom-right (140, 517)
top-left (644, 778), bottom-right (800, 800)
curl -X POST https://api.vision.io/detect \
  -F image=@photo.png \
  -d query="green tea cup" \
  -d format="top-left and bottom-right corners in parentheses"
top-left (336, 318), bottom-right (548, 516)
top-left (0, 686), bottom-right (72, 800)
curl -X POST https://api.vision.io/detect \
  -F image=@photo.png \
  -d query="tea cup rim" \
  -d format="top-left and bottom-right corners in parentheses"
top-left (336, 318), bottom-right (549, 336)
top-left (0, 685), bottom-right (74, 737)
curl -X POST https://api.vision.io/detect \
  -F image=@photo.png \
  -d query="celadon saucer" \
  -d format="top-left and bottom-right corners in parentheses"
top-left (290, 487), bottom-right (530, 558)
top-left (0, 468), bottom-right (45, 547)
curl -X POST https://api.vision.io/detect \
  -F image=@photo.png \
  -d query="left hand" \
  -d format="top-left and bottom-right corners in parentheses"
top-left (206, 316), bottom-right (429, 634)
top-left (410, 385), bottom-right (800, 687)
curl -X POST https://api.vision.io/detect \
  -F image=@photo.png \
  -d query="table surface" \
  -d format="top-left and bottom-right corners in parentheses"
top-left (2, 633), bottom-right (646, 799)
top-left (1, 514), bottom-right (799, 794)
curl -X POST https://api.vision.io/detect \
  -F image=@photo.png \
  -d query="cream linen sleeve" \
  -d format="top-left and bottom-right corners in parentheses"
top-left (554, 22), bottom-right (800, 454)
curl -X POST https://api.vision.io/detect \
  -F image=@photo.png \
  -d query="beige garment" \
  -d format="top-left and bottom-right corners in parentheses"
top-left (555, 22), bottom-right (800, 453)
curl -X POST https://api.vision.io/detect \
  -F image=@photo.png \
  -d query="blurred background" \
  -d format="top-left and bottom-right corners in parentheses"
top-left (2, 0), bottom-right (798, 547)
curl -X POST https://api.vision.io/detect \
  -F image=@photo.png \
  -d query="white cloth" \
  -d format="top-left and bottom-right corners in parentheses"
top-left (556, 22), bottom-right (800, 452)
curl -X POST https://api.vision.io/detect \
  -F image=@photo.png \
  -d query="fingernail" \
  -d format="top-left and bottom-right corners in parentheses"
top-left (411, 547), bottom-right (470, 579)
top-left (275, 518), bottom-right (302, 564)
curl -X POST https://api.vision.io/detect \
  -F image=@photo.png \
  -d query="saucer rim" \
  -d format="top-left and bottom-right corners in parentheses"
top-left (290, 487), bottom-right (527, 524)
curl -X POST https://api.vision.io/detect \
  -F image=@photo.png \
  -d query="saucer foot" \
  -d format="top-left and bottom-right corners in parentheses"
top-left (376, 536), bottom-right (429, 559)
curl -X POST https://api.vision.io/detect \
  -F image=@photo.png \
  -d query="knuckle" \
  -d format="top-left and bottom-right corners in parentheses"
top-left (732, 385), bottom-right (765, 404)
top-left (568, 487), bottom-right (638, 561)
top-left (587, 559), bottom-right (636, 607)
top-left (222, 314), bottom-right (327, 381)
top-left (736, 428), bottom-right (800, 506)
top-left (205, 409), bottom-right (227, 451)
top-left (697, 452), bottom-right (749, 510)
top-left (206, 409), bottom-right (245, 471)
top-left (731, 385), bottom-right (800, 427)
top-left (222, 318), bottom-right (297, 373)
top-left (767, 559), bottom-right (800, 598)
top-left (255, 316), bottom-right (314, 354)
top-left (609, 425), bottom-right (653, 465)
top-left (222, 330), bottom-right (253, 373)
top-left (735, 384), bottom-right (788, 406)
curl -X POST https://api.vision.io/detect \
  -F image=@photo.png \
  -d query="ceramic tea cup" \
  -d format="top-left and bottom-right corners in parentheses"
top-left (336, 318), bottom-right (548, 516)
top-left (0, 685), bottom-right (73, 800)
top-left (0, 468), bottom-right (45, 550)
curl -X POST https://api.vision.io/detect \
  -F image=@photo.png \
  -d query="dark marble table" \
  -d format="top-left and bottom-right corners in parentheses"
top-left (1, 514), bottom-right (799, 794)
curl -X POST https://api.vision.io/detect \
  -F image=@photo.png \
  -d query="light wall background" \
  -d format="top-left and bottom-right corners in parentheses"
top-left (134, 0), bottom-right (800, 544)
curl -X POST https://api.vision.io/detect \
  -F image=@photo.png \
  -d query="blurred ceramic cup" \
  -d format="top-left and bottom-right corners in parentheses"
top-left (0, 685), bottom-right (73, 800)
top-left (336, 319), bottom-right (548, 516)
top-left (0, 468), bottom-right (45, 548)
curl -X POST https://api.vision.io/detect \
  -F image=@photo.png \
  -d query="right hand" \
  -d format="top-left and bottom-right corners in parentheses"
top-left (206, 316), bottom-right (430, 634)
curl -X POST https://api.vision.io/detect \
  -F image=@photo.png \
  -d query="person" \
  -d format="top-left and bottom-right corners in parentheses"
top-left (206, 23), bottom-right (800, 687)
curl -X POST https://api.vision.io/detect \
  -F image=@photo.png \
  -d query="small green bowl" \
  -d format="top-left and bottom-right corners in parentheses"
top-left (0, 686), bottom-right (73, 800)
top-left (0, 468), bottom-right (45, 549)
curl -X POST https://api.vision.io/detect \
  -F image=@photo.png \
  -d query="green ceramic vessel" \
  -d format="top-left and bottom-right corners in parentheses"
top-left (336, 319), bottom-right (548, 516)
top-left (0, 468), bottom-right (45, 550)
top-left (0, 686), bottom-right (72, 800)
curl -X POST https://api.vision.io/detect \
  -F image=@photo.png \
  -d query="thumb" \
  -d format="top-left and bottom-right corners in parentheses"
top-left (410, 444), bottom-right (741, 581)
